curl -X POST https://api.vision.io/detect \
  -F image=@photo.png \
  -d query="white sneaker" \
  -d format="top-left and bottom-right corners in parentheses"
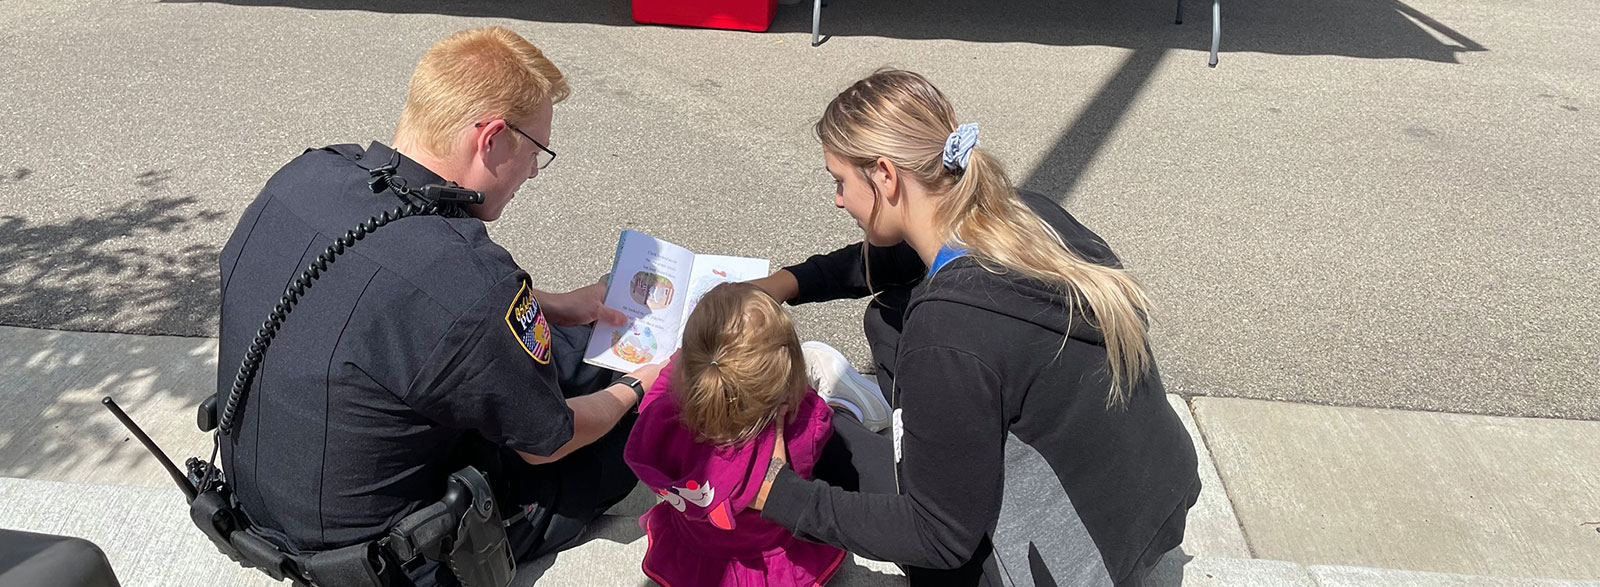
top-left (802, 341), bottom-right (891, 432)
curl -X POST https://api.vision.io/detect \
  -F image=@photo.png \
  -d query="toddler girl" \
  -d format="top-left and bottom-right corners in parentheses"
top-left (624, 282), bottom-right (845, 587)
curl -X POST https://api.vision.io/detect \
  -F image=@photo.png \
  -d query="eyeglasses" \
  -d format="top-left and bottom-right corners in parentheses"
top-left (475, 121), bottom-right (557, 170)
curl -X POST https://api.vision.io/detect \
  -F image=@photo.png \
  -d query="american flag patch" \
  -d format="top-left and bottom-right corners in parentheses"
top-left (505, 281), bottom-right (552, 364)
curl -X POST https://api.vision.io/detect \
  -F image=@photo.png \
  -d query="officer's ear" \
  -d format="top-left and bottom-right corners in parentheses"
top-left (469, 120), bottom-right (508, 161)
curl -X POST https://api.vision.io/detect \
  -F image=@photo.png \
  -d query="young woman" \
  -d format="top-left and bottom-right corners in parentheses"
top-left (749, 70), bottom-right (1201, 587)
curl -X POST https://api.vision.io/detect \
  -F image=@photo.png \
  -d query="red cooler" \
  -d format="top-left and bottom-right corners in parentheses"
top-left (632, 0), bottom-right (778, 32)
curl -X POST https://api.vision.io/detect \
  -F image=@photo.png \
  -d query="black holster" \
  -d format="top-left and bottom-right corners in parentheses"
top-left (418, 467), bottom-right (515, 587)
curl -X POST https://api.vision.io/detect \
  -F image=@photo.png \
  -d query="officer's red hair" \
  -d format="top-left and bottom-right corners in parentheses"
top-left (395, 26), bottom-right (570, 159)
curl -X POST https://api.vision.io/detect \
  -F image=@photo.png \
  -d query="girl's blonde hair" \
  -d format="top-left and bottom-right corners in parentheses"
top-left (816, 69), bottom-right (1152, 407)
top-left (673, 282), bottom-right (809, 445)
top-left (395, 26), bottom-right (570, 159)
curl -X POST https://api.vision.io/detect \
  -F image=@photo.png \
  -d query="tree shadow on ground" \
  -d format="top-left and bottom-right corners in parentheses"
top-left (0, 169), bottom-right (225, 337)
top-left (0, 169), bottom-right (226, 489)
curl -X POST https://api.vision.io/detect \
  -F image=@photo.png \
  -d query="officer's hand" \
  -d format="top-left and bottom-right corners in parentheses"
top-left (540, 280), bottom-right (627, 327)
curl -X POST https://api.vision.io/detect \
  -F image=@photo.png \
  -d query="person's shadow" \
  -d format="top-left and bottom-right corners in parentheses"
top-left (1030, 547), bottom-right (1196, 587)
top-left (1146, 547), bottom-right (1194, 586)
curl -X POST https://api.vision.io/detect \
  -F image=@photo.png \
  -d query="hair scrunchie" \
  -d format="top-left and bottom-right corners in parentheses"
top-left (942, 123), bottom-right (980, 172)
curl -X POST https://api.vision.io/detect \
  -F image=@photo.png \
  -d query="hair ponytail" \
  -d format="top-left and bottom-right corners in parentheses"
top-left (673, 283), bottom-right (809, 445)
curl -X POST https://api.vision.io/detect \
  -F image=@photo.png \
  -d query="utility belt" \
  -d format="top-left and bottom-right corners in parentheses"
top-left (185, 457), bottom-right (513, 587)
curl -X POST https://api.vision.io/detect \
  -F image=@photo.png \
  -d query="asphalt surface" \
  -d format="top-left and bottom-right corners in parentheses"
top-left (1, 0), bottom-right (1595, 419)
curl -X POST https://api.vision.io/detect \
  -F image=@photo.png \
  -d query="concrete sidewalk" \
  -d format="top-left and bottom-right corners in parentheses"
top-left (1195, 398), bottom-right (1600, 579)
top-left (2, 325), bottom-right (1597, 585)
top-left (3, 477), bottom-right (1595, 587)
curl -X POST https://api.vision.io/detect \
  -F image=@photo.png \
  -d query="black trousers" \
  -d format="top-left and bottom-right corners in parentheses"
top-left (402, 324), bottom-right (638, 587)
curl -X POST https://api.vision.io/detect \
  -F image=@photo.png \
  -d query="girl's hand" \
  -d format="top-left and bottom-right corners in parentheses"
top-left (749, 411), bottom-right (790, 511)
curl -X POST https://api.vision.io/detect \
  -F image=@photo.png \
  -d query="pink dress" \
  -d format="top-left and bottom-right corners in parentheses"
top-left (624, 360), bottom-right (846, 587)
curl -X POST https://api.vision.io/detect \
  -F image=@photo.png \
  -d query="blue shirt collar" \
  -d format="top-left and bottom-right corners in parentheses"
top-left (927, 244), bottom-right (970, 277)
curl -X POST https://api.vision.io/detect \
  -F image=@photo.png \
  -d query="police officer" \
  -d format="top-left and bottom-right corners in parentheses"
top-left (214, 26), bottom-right (659, 586)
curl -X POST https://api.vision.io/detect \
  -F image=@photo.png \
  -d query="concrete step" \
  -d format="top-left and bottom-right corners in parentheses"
top-left (5, 476), bottom-right (1594, 586)
top-left (0, 477), bottom-right (278, 587)
top-left (1193, 397), bottom-right (1600, 579)
top-left (0, 476), bottom-right (899, 587)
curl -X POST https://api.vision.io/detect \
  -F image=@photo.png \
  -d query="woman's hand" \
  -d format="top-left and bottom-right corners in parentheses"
top-left (749, 411), bottom-right (790, 511)
top-left (537, 279), bottom-right (627, 327)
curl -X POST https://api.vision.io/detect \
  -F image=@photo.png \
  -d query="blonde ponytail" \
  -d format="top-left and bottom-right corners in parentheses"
top-left (818, 69), bottom-right (1152, 407)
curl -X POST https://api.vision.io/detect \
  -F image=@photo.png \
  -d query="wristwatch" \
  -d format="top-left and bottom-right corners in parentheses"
top-left (616, 376), bottom-right (646, 410)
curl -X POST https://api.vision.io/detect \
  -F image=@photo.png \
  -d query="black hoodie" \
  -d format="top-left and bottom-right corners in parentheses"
top-left (763, 190), bottom-right (1201, 586)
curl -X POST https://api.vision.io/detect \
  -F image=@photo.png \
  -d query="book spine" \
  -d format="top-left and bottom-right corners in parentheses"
top-left (604, 230), bottom-right (631, 288)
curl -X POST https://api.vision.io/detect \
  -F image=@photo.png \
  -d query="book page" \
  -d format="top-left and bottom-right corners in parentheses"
top-left (584, 231), bottom-right (697, 372)
top-left (678, 254), bottom-right (773, 334)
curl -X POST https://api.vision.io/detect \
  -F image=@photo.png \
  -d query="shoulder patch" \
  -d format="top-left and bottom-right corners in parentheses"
top-left (506, 281), bottom-right (552, 364)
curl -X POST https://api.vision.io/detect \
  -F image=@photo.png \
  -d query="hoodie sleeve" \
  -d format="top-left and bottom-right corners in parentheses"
top-left (762, 346), bottom-right (1004, 570)
top-left (783, 242), bottom-right (926, 305)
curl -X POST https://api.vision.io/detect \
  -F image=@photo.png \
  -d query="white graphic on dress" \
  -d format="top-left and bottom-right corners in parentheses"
top-left (674, 480), bottom-right (715, 508)
top-left (656, 488), bottom-right (687, 512)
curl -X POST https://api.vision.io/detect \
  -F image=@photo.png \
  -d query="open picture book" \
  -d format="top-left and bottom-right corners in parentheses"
top-left (583, 230), bottom-right (771, 373)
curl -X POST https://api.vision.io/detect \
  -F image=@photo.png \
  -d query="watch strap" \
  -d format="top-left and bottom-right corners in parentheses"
top-left (617, 375), bottom-right (646, 409)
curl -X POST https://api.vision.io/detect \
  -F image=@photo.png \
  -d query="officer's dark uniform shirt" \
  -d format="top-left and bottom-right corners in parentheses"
top-left (216, 142), bottom-right (573, 552)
